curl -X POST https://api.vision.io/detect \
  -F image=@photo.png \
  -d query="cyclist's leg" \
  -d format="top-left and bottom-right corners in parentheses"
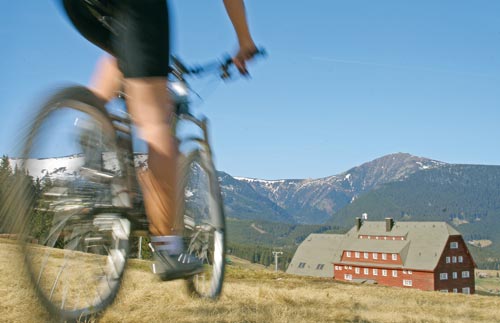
top-left (125, 78), bottom-right (178, 237)
top-left (89, 55), bottom-right (123, 102)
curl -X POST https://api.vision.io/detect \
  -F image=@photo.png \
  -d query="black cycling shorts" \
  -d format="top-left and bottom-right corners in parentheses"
top-left (62, 0), bottom-right (170, 78)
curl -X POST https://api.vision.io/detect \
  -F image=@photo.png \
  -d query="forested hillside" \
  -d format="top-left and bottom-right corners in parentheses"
top-left (330, 164), bottom-right (500, 268)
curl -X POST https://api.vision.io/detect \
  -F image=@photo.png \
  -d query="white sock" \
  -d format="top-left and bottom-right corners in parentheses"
top-left (150, 235), bottom-right (184, 255)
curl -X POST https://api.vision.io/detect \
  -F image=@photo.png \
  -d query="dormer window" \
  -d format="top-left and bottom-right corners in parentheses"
top-left (450, 242), bottom-right (458, 249)
top-left (392, 254), bottom-right (398, 261)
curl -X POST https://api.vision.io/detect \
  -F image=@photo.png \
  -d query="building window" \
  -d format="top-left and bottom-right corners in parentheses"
top-left (373, 269), bottom-right (378, 276)
top-left (450, 242), bottom-right (458, 249)
top-left (403, 280), bottom-right (412, 286)
top-left (392, 254), bottom-right (397, 261)
top-left (344, 274), bottom-right (352, 281)
top-left (316, 264), bottom-right (325, 270)
top-left (403, 270), bottom-right (407, 275)
top-left (440, 273), bottom-right (448, 280)
top-left (376, 236), bottom-right (379, 240)
top-left (346, 251), bottom-right (351, 258)
top-left (382, 269), bottom-right (387, 277)
top-left (452, 272), bottom-right (457, 279)
top-left (458, 256), bottom-right (463, 263)
top-left (408, 270), bottom-right (413, 275)
top-left (462, 287), bottom-right (470, 294)
top-left (392, 270), bottom-right (398, 277)
top-left (462, 271), bottom-right (470, 278)
top-left (364, 252), bottom-right (369, 259)
top-left (364, 268), bottom-right (369, 275)
top-left (373, 253), bottom-right (378, 260)
top-left (355, 267), bottom-right (360, 274)
top-left (382, 253), bottom-right (387, 260)
top-left (355, 252), bottom-right (360, 259)
top-left (336, 266), bottom-right (342, 271)
top-left (446, 257), bottom-right (450, 264)
top-left (452, 256), bottom-right (457, 263)
top-left (453, 288), bottom-right (458, 293)
top-left (440, 290), bottom-right (449, 293)
top-left (298, 262), bottom-right (306, 269)
top-left (368, 236), bottom-right (371, 240)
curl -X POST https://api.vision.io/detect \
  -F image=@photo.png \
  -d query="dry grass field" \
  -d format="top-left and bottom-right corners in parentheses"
top-left (2, 238), bottom-right (500, 323)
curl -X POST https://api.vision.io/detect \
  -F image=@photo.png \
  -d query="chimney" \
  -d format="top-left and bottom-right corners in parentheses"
top-left (385, 217), bottom-right (394, 232)
top-left (355, 217), bottom-right (363, 231)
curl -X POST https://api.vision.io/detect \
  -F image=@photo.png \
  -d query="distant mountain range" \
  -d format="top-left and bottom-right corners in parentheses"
top-left (219, 153), bottom-right (445, 224)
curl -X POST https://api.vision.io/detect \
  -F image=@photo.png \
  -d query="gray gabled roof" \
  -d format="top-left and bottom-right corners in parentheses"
top-left (287, 221), bottom-right (464, 278)
top-left (343, 221), bottom-right (461, 271)
top-left (286, 233), bottom-right (344, 278)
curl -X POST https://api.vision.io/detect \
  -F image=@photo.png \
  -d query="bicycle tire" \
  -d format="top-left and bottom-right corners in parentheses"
top-left (179, 149), bottom-right (226, 299)
top-left (12, 86), bottom-right (131, 321)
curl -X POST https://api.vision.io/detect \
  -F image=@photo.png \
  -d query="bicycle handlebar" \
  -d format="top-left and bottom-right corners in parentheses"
top-left (170, 48), bottom-right (267, 80)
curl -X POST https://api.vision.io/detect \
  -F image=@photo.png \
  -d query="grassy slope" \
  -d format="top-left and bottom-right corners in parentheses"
top-left (2, 238), bottom-right (500, 323)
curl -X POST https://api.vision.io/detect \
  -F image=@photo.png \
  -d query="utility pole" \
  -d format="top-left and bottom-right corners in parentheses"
top-left (138, 236), bottom-right (143, 259)
top-left (272, 251), bottom-right (283, 272)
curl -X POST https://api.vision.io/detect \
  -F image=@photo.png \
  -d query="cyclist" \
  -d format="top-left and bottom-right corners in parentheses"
top-left (60, 0), bottom-right (258, 280)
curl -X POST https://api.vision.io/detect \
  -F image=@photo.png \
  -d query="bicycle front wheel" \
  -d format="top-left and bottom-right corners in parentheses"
top-left (12, 86), bottom-right (131, 321)
top-left (179, 149), bottom-right (226, 299)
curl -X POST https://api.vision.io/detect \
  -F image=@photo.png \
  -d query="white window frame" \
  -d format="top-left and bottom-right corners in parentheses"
top-left (446, 256), bottom-right (450, 264)
top-left (364, 252), bottom-right (369, 259)
top-left (392, 254), bottom-right (398, 261)
top-left (403, 279), bottom-right (412, 286)
top-left (450, 242), bottom-right (458, 249)
top-left (355, 267), bottom-right (360, 274)
top-left (408, 270), bottom-right (413, 275)
top-left (373, 268), bottom-right (378, 276)
top-left (382, 253), bottom-right (387, 260)
top-left (344, 274), bottom-right (352, 281)
top-left (452, 256), bottom-right (457, 263)
top-left (440, 273), bottom-right (448, 280)
top-left (382, 269), bottom-right (387, 277)
top-left (403, 270), bottom-right (407, 275)
top-left (453, 288), bottom-right (458, 293)
top-left (364, 268), bottom-right (369, 275)
top-left (452, 272), bottom-right (457, 279)
top-left (372, 253), bottom-right (378, 260)
top-left (355, 252), bottom-right (360, 259)
top-left (462, 287), bottom-right (470, 294)
top-left (346, 251), bottom-right (351, 258)
top-left (458, 256), bottom-right (463, 263)
top-left (462, 271), bottom-right (470, 278)
top-left (392, 270), bottom-right (398, 277)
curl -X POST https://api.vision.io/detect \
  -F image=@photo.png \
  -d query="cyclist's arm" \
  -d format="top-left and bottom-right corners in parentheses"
top-left (222, 0), bottom-right (257, 73)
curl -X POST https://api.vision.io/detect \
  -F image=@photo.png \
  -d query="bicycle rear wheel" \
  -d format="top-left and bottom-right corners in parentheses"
top-left (12, 86), bottom-right (131, 321)
top-left (179, 149), bottom-right (226, 299)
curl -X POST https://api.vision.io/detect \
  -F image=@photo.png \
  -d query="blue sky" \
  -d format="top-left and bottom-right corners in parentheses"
top-left (2, 1), bottom-right (500, 179)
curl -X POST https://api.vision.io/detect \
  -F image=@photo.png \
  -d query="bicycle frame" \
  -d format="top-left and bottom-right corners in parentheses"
top-left (105, 76), bottom-right (214, 237)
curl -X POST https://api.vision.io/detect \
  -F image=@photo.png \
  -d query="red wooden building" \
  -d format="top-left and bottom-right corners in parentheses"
top-left (288, 218), bottom-right (476, 294)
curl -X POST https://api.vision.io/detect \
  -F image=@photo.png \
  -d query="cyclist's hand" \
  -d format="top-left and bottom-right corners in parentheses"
top-left (233, 42), bottom-right (258, 76)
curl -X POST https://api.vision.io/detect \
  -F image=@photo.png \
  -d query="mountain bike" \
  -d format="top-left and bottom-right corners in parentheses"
top-left (10, 50), bottom-right (263, 321)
